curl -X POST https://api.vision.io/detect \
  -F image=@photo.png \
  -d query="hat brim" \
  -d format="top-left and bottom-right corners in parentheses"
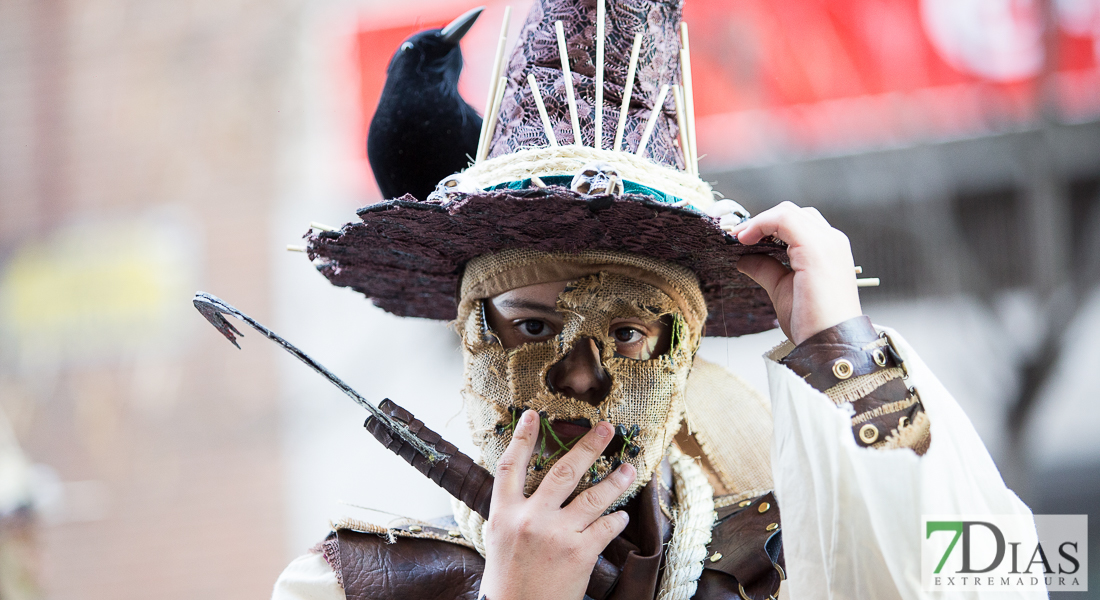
top-left (306, 186), bottom-right (788, 337)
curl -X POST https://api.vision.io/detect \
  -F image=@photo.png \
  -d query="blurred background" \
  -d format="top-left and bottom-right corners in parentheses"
top-left (0, 0), bottom-right (1097, 597)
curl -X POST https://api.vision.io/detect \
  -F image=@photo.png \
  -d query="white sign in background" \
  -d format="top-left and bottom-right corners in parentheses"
top-left (922, 514), bottom-right (1088, 592)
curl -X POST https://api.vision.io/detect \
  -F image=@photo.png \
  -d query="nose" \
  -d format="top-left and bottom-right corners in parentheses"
top-left (546, 337), bottom-right (612, 407)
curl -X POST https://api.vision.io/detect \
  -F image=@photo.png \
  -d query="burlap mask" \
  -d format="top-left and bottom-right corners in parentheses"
top-left (458, 252), bottom-right (705, 506)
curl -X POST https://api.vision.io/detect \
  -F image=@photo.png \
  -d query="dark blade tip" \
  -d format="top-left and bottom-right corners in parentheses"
top-left (193, 291), bottom-right (244, 349)
top-left (439, 6), bottom-right (484, 45)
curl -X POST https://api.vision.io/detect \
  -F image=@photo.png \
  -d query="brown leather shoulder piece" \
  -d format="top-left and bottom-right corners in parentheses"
top-left (334, 528), bottom-right (485, 600)
top-left (702, 492), bottom-right (784, 600)
top-left (693, 569), bottom-right (748, 599)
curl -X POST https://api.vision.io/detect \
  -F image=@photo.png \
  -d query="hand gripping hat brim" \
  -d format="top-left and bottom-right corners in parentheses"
top-left (305, 0), bottom-right (788, 337)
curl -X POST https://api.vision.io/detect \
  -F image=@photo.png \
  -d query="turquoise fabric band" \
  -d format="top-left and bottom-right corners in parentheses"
top-left (487, 176), bottom-right (695, 210)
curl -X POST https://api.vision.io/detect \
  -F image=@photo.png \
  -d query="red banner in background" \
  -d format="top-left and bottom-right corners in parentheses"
top-left (355, 0), bottom-right (1100, 173)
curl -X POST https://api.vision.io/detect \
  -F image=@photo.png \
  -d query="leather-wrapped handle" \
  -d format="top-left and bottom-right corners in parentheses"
top-left (363, 399), bottom-right (622, 599)
top-left (365, 399), bottom-right (494, 519)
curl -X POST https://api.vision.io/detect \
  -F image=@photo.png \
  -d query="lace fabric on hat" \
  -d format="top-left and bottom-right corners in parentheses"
top-left (459, 260), bottom-right (705, 506)
top-left (488, 0), bottom-right (685, 166)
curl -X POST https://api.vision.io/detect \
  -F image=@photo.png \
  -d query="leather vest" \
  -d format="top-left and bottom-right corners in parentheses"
top-left (323, 484), bottom-right (783, 600)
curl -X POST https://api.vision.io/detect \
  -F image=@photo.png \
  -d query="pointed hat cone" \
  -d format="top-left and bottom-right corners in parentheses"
top-left (487, 0), bottom-right (686, 168)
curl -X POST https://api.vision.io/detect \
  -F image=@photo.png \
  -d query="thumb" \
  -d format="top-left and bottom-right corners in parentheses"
top-left (737, 254), bottom-right (793, 341)
top-left (736, 254), bottom-right (789, 297)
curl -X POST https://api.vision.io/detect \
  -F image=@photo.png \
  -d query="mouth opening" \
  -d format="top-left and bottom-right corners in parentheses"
top-left (496, 410), bottom-right (640, 467)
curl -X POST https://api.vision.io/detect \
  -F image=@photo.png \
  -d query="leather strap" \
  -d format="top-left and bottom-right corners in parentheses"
top-left (849, 380), bottom-right (925, 448)
top-left (781, 316), bottom-right (902, 391)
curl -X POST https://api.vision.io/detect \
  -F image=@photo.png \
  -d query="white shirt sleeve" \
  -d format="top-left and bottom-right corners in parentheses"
top-left (766, 326), bottom-right (1045, 600)
top-left (271, 551), bottom-right (345, 600)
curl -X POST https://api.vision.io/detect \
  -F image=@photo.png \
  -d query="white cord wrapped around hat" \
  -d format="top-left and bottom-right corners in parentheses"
top-left (462, 146), bottom-right (717, 210)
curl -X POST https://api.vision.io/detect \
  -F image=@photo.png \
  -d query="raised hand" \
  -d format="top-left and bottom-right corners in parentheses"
top-left (478, 410), bottom-right (637, 600)
top-left (728, 201), bottom-right (863, 345)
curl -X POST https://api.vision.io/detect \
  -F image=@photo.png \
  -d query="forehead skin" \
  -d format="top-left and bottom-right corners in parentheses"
top-left (488, 281), bottom-right (569, 321)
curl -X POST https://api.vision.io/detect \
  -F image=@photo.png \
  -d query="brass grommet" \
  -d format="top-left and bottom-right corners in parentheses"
top-left (832, 358), bottom-right (854, 379)
top-left (738, 583), bottom-right (751, 600)
top-left (766, 522), bottom-right (778, 531)
top-left (408, 525), bottom-right (422, 533)
top-left (859, 423), bottom-right (879, 444)
top-left (447, 530), bottom-right (461, 538)
top-left (758, 502), bottom-right (771, 513)
top-left (738, 500), bottom-right (752, 508)
top-left (898, 416), bottom-right (909, 429)
top-left (710, 552), bottom-right (723, 562)
top-left (872, 348), bottom-right (887, 367)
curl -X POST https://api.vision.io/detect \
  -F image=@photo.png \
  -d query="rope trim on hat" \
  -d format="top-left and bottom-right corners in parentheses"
top-left (461, 146), bottom-right (716, 210)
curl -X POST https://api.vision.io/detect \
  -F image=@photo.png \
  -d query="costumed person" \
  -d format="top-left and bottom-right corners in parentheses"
top-left (272, 0), bottom-right (1042, 597)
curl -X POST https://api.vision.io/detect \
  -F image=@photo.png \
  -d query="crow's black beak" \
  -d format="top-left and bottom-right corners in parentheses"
top-left (439, 6), bottom-right (484, 45)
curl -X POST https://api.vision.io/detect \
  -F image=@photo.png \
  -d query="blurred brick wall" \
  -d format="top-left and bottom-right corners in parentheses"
top-left (0, 0), bottom-right (300, 597)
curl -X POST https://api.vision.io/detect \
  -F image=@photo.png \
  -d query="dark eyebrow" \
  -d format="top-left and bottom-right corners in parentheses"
top-left (493, 299), bottom-right (559, 316)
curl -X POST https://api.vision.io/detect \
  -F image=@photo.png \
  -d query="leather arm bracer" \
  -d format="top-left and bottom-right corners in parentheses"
top-left (781, 316), bottom-right (931, 455)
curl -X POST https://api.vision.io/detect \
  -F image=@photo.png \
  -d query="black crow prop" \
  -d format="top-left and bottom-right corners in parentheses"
top-left (367, 7), bottom-right (485, 201)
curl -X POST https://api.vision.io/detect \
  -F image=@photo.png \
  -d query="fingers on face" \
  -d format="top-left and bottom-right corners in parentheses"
top-left (492, 410), bottom-right (539, 502)
top-left (537, 422), bottom-right (615, 505)
top-left (585, 511), bottom-right (631, 547)
top-left (568, 462), bottom-right (636, 526)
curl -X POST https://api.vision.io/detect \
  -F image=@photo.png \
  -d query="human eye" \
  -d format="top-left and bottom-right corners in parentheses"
top-left (514, 319), bottom-right (555, 340)
top-left (611, 324), bottom-right (661, 360)
top-left (612, 326), bottom-right (645, 344)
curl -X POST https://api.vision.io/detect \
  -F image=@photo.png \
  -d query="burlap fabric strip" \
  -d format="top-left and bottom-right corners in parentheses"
top-left (457, 248), bottom-right (708, 334)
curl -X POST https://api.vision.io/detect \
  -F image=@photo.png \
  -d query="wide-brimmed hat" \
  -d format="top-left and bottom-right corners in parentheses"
top-left (305, 0), bottom-right (787, 337)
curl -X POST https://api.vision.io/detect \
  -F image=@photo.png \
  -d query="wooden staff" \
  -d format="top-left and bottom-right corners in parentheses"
top-left (482, 76), bottom-right (508, 158)
top-left (528, 73), bottom-right (558, 147)
top-left (673, 84), bottom-right (690, 170)
top-left (476, 7), bottom-right (512, 162)
top-left (614, 32), bottom-right (644, 152)
top-left (555, 21), bottom-right (583, 146)
top-left (679, 22), bottom-right (698, 175)
top-left (635, 84), bottom-right (670, 157)
top-left (594, 0), bottom-right (607, 149)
